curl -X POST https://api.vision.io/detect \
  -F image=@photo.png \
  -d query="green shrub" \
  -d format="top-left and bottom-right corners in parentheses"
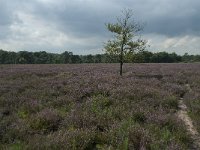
top-left (29, 108), bottom-right (62, 133)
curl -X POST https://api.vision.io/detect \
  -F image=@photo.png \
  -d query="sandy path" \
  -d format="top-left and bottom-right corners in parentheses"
top-left (177, 84), bottom-right (200, 149)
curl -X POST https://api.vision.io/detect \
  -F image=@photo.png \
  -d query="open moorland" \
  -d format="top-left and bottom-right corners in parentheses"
top-left (0, 63), bottom-right (200, 149)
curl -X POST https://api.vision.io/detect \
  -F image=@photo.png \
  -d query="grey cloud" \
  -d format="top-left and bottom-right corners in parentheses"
top-left (0, 1), bottom-right (13, 25)
top-left (29, 0), bottom-right (200, 37)
top-left (145, 14), bottom-right (200, 37)
top-left (105, 0), bottom-right (200, 37)
top-left (0, 0), bottom-right (200, 54)
top-left (4, 0), bottom-right (200, 37)
top-left (142, 0), bottom-right (200, 36)
top-left (0, 0), bottom-right (27, 39)
top-left (22, 0), bottom-right (119, 38)
top-left (0, 1), bottom-right (13, 39)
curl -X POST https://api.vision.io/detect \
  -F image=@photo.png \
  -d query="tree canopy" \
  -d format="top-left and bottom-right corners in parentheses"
top-left (104, 9), bottom-right (146, 75)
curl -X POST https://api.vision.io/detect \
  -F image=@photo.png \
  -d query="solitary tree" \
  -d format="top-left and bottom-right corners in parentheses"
top-left (104, 9), bottom-right (146, 75)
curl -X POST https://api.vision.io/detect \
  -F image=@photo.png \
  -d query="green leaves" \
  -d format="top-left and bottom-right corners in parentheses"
top-left (104, 9), bottom-right (146, 70)
top-left (127, 39), bottom-right (147, 52)
top-left (107, 23), bottom-right (122, 34)
top-left (104, 40), bottom-right (121, 55)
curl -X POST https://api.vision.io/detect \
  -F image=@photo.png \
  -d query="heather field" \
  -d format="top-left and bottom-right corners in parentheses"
top-left (0, 63), bottom-right (200, 149)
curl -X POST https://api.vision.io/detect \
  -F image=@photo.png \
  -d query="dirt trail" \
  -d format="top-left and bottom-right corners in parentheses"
top-left (177, 84), bottom-right (200, 149)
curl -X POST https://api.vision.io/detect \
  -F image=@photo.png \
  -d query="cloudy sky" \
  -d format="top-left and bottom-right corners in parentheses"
top-left (0, 0), bottom-right (200, 55)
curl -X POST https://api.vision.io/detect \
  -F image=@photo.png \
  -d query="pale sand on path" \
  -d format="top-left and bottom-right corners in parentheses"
top-left (177, 84), bottom-right (200, 149)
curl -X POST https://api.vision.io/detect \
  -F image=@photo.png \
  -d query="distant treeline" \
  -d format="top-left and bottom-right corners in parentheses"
top-left (0, 49), bottom-right (200, 64)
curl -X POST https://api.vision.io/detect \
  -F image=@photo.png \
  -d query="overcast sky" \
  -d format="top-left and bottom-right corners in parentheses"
top-left (0, 0), bottom-right (200, 55)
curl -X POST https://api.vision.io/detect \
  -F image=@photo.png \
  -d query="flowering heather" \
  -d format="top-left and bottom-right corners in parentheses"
top-left (0, 63), bottom-right (200, 149)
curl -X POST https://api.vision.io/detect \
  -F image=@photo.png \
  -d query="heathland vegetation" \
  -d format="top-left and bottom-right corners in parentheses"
top-left (0, 63), bottom-right (200, 149)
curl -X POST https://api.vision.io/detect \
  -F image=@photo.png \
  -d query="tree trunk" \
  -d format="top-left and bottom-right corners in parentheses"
top-left (120, 60), bottom-right (123, 76)
top-left (120, 44), bottom-right (124, 76)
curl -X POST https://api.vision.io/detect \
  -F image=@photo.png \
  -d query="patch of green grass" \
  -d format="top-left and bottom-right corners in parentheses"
top-left (17, 110), bottom-right (29, 119)
top-left (162, 96), bottom-right (179, 110)
top-left (8, 141), bottom-right (24, 150)
top-left (90, 94), bottom-right (112, 115)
